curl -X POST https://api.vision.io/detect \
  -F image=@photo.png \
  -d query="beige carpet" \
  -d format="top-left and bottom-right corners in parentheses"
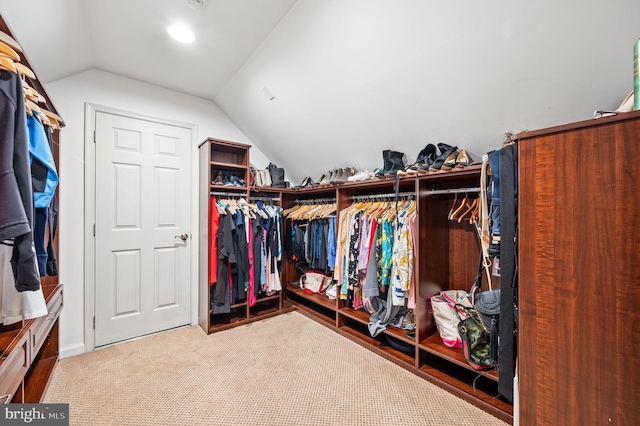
top-left (43, 311), bottom-right (507, 426)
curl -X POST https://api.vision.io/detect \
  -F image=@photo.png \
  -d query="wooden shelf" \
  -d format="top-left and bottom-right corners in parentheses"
top-left (249, 305), bottom-right (280, 318)
top-left (289, 302), bottom-right (336, 328)
top-left (417, 364), bottom-right (512, 422)
top-left (254, 294), bottom-right (281, 303)
top-left (419, 333), bottom-right (498, 381)
top-left (286, 285), bottom-right (336, 311)
top-left (338, 306), bottom-right (369, 324)
top-left (338, 307), bottom-right (415, 346)
top-left (210, 161), bottom-right (248, 170)
top-left (210, 185), bottom-right (248, 192)
top-left (338, 325), bottom-right (414, 366)
top-left (23, 356), bottom-right (57, 403)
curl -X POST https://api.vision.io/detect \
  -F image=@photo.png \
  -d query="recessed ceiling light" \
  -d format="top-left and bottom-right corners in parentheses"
top-left (167, 24), bottom-right (195, 43)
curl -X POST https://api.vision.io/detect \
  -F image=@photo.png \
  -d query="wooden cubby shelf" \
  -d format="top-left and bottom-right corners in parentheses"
top-left (210, 161), bottom-right (248, 170)
top-left (417, 363), bottom-right (512, 421)
top-left (286, 285), bottom-right (336, 311)
top-left (338, 321), bottom-right (415, 366)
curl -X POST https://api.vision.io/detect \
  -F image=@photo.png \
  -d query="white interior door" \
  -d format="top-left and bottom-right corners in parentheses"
top-left (94, 111), bottom-right (191, 347)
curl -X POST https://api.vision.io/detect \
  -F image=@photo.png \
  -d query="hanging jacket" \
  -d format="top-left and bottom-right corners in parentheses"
top-left (0, 71), bottom-right (40, 291)
top-left (27, 113), bottom-right (58, 209)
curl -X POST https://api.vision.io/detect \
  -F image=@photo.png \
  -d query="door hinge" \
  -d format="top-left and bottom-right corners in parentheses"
top-left (93, 130), bottom-right (96, 143)
top-left (93, 316), bottom-right (96, 329)
top-left (93, 224), bottom-right (96, 237)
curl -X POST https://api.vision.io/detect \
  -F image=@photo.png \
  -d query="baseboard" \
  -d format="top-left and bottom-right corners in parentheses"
top-left (60, 343), bottom-right (85, 359)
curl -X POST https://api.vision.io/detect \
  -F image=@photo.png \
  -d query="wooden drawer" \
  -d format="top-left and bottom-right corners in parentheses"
top-left (30, 289), bottom-right (62, 363)
top-left (0, 331), bottom-right (29, 401)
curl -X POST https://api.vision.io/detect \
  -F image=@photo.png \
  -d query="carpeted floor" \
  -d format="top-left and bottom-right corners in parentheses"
top-left (43, 311), bottom-right (507, 425)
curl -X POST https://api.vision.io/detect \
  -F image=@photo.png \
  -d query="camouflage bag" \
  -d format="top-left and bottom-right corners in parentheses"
top-left (455, 304), bottom-right (495, 370)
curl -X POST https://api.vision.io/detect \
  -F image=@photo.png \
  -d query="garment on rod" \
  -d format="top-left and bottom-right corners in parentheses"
top-left (283, 201), bottom-right (336, 274)
top-left (210, 197), bottom-right (284, 312)
top-left (0, 70), bottom-right (40, 292)
top-left (334, 198), bottom-right (417, 315)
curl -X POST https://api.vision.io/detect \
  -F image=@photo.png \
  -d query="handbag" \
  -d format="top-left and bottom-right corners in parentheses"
top-left (430, 290), bottom-right (472, 348)
top-left (470, 252), bottom-right (500, 365)
top-left (267, 162), bottom-right (285, 188)
top-left (455, 304), bottom-right (494, 370)
top-left (252, 168), bottom-right (272, 189)
top-left (300, 271), bottom-right (332, 294)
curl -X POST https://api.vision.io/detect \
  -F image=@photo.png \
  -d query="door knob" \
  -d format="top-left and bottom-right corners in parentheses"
top-left (175, 234), bottom-right (188, 242)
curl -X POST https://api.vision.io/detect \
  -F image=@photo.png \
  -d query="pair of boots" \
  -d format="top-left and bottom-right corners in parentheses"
top-left (377, 150), bottom-right (407, 175)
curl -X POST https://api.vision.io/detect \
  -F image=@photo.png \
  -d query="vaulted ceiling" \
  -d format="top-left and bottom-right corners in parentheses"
top-left (2, 0), bottom-right (639, 184)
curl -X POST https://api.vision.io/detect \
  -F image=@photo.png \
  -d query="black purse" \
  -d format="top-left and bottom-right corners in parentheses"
top-left (267, 163), bottom-right (286, 188)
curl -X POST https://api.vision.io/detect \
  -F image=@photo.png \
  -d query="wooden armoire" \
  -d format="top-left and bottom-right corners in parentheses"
top-left (517, 110), bottom-right (640, 425)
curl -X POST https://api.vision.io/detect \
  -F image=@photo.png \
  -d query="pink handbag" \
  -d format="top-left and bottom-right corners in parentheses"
top-left (430, 290), bottom-right (472, 348)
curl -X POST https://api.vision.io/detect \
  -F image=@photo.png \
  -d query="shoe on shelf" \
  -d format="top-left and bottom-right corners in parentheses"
top-left (453, 150), bottom-right (480, 169)
top-left (212, 170), bottom-right (224, 185)
top-left (348, 170), bottom-right (374, 181)
top-left (315, 173), bottom-right (328, 185)
top-left (375, 150), bottom-right (394, 176)
top-left (381, 150), bottom-right (406, 175)
top-left (429, 143), bottom-right (458, 171)
top-left (297, 176), bottom-right (315, 187)
top-left (441, 149), bottom-right (460, 170)
top-left (330, 168), bottom-right (343, 183)
top-left (336, 167), bottom-right (355, 182)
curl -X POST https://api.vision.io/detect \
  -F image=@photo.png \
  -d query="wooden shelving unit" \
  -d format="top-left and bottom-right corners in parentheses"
top-left (0, 14), bottom-right (64, 404)
top-left (198, 139), bottom-right (289, 334)
top-left (278, 168), bottom-right (513, 423)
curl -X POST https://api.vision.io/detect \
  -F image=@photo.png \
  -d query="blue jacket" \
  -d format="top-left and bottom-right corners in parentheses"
top-left (27, 112), bottom-right (58, 208)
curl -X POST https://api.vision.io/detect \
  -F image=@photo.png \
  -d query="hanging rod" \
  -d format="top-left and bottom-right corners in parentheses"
top-left (352, 192), bottom-right (415, 202)
top-left (422, 187), bottom-right (482, 196)
top-left (294, 197), bottom-right (336, 205)
top-left (210, 191), bottom-right (246, 198)
top-left (249, 196), bottom-right (280, 202)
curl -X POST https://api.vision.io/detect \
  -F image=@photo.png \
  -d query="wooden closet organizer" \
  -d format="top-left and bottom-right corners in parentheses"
top-left (279, 168), bottom-right (512, 423)
top-left (198, 139), bottom-right (293, 334)
top-left (198, 142), bottom-right (512, 421)
top-left (0, 15), bottom-right (64, 404)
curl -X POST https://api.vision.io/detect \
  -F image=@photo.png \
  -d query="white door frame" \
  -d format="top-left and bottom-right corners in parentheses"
top-left (84, 103), bottom-right (198, 352)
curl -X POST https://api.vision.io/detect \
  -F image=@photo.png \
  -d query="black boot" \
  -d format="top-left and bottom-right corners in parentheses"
top-left (375, 150), bottom-right (393, 176)
top-left (384, 150), bottom-right (406, 175)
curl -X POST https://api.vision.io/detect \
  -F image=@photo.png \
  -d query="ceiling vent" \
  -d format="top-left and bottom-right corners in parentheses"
top-left (186, 0), bottom-right (209, 10)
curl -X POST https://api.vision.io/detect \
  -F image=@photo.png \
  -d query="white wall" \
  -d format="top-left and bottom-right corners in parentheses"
top-left (45, 69), bottom-right (270, 358)
top-left (215, 0), bottom-right (640, 185)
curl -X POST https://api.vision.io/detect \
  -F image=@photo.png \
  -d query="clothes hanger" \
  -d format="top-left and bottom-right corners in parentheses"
top-left (0, 31), bottom-right (22, 53)
top-left (14, 62), bottom-right (35, 79)
top-left (447, 193), bottom-right (458, 220)
top-left (25, 99), bottom-right (41, 115)
top-left (457, 198), bottom-right (477, 224)
top-left (0, 41), bottom-right (20, 62)
top-left (450, 195), bottom-right (471, 221)
top-left (0, 56), bottom-right (17, 73)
